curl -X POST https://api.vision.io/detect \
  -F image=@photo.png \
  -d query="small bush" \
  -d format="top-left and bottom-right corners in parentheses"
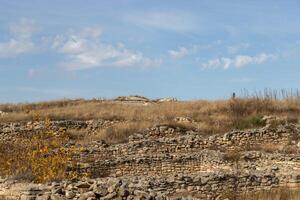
top-left (67, 129), bottom-right (86, 141)
top-left (231, 115), bottom-right (265, 130)
top-left (0, 119), bottom-right (82, 183)
top-left (223, 150), bottom-right (241, 163)
top-left (228, 98), bottom-right (274, 118)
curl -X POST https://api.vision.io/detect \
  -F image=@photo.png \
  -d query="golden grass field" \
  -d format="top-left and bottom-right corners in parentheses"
top-left (1, 98), bottom-right (300, 133)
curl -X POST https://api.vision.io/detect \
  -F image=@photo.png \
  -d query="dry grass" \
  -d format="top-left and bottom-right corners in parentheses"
top-left (223, 150), bottom-right (241, 163)
top-left (247, 143), bottom-right (281, 153)
top-left (1, 98), bottom-right (300, 145)
top-left (242, 187), bottom-right (300, 200)
top-left (244, 143), bottom-right (299, 154)
top-left (75, 121), bottom-right (152, 144)
top-left (1, 98), bottom-right (300, 132)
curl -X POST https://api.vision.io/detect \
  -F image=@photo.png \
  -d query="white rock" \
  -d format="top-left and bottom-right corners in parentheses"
top-left (0, 111), bottom-right (8, 117)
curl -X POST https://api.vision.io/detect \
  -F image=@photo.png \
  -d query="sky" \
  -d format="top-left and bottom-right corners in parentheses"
top-left (0, 0), bottom-right (300, 102)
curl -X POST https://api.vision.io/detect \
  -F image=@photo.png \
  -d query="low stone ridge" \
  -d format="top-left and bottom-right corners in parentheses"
top-left (156, 98), bottom-right (178, 102)
top-left (0, 116), bottom-right (299, 199)
top-left (74, 123), bottom-right (299, 182)
top-left (0, 119), bottom-right (120, 142)
top-left (114, 95), bottom-right (150, 102)
top-left (1, 171), bottom-right (296, 200)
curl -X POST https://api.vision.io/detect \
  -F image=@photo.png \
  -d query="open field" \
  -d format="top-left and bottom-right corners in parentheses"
top-left (1, 97), bottom-right (300, 133)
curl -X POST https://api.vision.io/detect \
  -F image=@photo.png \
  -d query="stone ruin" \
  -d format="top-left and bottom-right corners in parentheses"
top-left (0, 117), bottom-right (299, 199)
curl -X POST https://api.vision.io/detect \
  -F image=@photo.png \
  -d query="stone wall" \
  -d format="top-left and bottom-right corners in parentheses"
top-left (74, 123), bottom-right (299, 180)
top-left (2, 171), bottom-right (298, 200)
top-left (0, 119), bottom-right (120, 141)
top-left (0, 118), bottom-right (299, 199)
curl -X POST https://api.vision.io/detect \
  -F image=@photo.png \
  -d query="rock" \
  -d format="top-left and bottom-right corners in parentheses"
top-left (36, 194), bottom-right (51, 200)
top-left (65, 190), bottom-right (76, 199)
top-left (118, 187), bottom-right (130, 197)
top-left (20, 195), bottom-right (36, 200)
top-left (78, 191), bottom-right (95, 200)
top-left (51, 188), bottom-right (63, 195)
top-left (76, 182), bottom-right (91, 189)
top-left (157, 97), bottom-right (177, 102)
top-left (271, 165), bottom-right (279, 171)
top-left (50, 194), bottom-right (64, 200)
top-left (174, 117), bottom-right (193, 123)
top-left (101, 192), bottom-right (117, 200)
top-left (187, 186), bottom-right (194, 192)
top-left (201, 177), bottom-right (209, 185)
top-left (93, 186), bottom-right (108, 196)
top-left (114, 96), bottom-right (149, 102)
top-left (133, 190), bottom-right (150, 198)
top-left (223, 132), bottom-right (232, 141)
top-left (107, 185), bottom-right (115, 193)
top-left (0, 110), bottom-right (8, 117)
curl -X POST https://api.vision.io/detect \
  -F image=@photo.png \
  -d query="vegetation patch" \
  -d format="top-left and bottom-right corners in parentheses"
top-left (0, 119), bottom-right (83, 183)
top-left (231, 115), bottom-right (266, 130)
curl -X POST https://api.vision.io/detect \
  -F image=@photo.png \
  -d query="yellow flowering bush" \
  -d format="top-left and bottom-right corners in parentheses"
top-left (0, 118), bottom-right (82, 183)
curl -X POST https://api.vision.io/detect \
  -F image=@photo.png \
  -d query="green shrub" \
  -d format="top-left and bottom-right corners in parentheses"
top-left (232, 115), bottom-right (265, 130)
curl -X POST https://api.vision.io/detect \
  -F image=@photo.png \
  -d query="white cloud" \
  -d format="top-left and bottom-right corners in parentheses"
top-left (227, 43), bottom-right (250, 54)
top-left (0, 39), bottom-right (34, 58)
top-left (53, 27), bottom-right (161, 70)
top-left (9, 18), bottom-right (37, 39)
top-left (234, 55), bottom-right (253, 67)
top-left (202, 53), bottom-right (276, 69)
top-left (221, 58), bottom-right (232, 69)
top-left (168, 47), bottom-right (189, 59)
top-left (127, 11), bottom-right (197, 32)
top-left (80, 27), bottom-right (102, 39)
top-left (168, 44), bottom-right (213, 59)
top-left (59, 37), bottom-right (87, 54)
top-left (0, 18), bottom-right (36, 58)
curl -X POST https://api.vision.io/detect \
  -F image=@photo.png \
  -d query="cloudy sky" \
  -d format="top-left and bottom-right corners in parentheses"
top-left (1, 0), bottom-right (300, 102)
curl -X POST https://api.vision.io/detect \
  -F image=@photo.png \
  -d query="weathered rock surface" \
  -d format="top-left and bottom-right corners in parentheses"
top-left (114, 96), bottom-right (150, 102)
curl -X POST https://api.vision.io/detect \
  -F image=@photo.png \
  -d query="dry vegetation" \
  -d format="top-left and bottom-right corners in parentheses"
top-left (241, 187), bottom-right (300, 200)
top-left (245, 143), bottom-right (300, 154)
top-left (1, 98), bottom-right (300, 135)
top-left (69, 121), bottom-right (153, 145)
top-left (0, 119), bottom-right (83, 183)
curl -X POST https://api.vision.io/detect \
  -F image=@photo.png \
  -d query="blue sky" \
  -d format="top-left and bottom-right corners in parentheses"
top-left (0, 0), bottom-right (300, 102)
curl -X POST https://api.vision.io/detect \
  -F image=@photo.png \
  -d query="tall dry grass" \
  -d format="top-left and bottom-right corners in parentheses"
top-left (1, 96), bottom-right (300, 145)
top-left (1, 98), bottom-right (299, 130)
top-left (241, 187), bottom-right (300, 200)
